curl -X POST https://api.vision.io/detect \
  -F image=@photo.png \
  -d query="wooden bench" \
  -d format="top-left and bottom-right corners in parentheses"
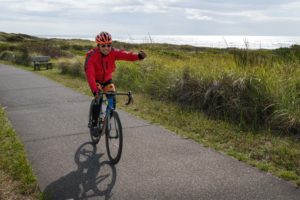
top-left (31, 56), bottom-right (52, 71)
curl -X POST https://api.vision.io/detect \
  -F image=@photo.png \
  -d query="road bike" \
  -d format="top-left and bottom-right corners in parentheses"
top-left (88, 91), bottom-right (133, 164)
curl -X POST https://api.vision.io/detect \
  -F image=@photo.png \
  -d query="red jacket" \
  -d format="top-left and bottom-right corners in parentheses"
top-left (84, 47), bottom-right (140, 93)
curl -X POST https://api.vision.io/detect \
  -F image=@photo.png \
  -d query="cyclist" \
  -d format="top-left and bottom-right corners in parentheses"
top-left (85, 31), bottom-right (146, 134)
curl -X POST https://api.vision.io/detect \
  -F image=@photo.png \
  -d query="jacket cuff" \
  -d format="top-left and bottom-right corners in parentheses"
top-left (92, 89), bottom-right (99, 96)
top-left (138, 53), bottom-right (144, 60)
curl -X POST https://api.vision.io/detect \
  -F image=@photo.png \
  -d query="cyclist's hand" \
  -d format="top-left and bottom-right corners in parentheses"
top-left (93, 91), bottom-right (99, 100)
top-left (138, 51), bottom-right (147, 59)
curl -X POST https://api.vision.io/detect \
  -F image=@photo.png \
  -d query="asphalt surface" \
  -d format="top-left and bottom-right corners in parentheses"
top-left (0, 63), bottom-right (300, 200)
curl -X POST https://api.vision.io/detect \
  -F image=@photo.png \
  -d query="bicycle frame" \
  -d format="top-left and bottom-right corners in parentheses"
top-left (94, 91), bottom-right (133, 136)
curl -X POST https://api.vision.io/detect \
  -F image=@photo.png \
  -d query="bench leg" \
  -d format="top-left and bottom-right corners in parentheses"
top-left (46, 63), bottom-right (53, 70)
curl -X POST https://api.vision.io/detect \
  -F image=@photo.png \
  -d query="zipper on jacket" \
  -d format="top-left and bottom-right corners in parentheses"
top-left (102, 59), bottom-right (105, 82)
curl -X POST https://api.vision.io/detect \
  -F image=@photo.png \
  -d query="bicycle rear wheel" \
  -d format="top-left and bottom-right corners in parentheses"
top-left (89, 99), bottom-right (101, 144)
top-left (105, 110), bottom-right (123, 164)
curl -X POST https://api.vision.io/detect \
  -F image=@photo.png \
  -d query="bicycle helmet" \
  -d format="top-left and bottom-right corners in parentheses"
top-left (95, 32), bottom-right (112, 44)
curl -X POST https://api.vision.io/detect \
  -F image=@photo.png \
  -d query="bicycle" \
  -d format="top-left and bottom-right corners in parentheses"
top-left (88, 90), bottom-right (133, 164)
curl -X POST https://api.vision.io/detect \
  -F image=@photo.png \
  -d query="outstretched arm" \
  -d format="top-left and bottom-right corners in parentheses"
top-left (114, 49), bottom-right (147, 61)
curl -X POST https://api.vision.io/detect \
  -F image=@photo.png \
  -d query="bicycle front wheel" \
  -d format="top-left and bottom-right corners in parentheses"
top-left (105, 110), bottom-right (123, 164)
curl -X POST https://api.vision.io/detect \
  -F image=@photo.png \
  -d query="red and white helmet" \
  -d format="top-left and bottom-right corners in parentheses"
top-left (95, 32), bottom-right (112, 44)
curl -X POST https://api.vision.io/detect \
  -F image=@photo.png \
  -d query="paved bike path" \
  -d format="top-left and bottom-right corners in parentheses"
top-left (0, 64), bottom-right (299, 200)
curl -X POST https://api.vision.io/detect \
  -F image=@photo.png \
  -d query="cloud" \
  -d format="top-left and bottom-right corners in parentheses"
top-left (111, 3), bottom-right (171, 14)
top-left (0, 0), bottom-right (181, 15)
top-left (183, 5), bottom-right (300, 24)
top-left (185, 9), bottom-right (212, 21)
top-left (185, 9), bottom-right (234, 24)
top-left (2, 0), bottom-right (299, 22)
top-left (0, 0), bottom-right (300, 35)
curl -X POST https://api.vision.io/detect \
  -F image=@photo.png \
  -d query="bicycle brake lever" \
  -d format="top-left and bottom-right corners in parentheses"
top-left (125, 91), bottom-right (133, 105)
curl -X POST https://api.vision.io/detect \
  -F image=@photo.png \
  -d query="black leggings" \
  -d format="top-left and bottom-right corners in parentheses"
top-left (92, 95), bottom-right (116, 124)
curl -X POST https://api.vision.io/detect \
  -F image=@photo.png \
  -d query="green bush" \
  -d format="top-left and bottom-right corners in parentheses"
top-left (171, 69), bottom-right (211, 119)
top-left (114, 62), bottom-right (144, 91)
top-left (84, 45), bottom-right (94, 50)
top-left (115, 60), bottom-right (182, 100)
top-left (71, 61), bottom-right (84, 77)
top-left (0, 48), bottom-right (30, 65)
top-left (231, 49), bottom-right (275, 68)
top-left (14, 48), bottom-right (31, 66)
top-left (0, 51), bottom-right (15, 62)
top-left (173, 69), bottom-right (274, 129)
top-left (58, 60), bottom-right (84, 78)
top-left (274, 46), bottom-right (300, 64)
top-left (60, 44), bottom-right (70, 50)
top-left (24, 40), bottom-right (74, 58)
top-left (0, 43), bottom-right (9, 51)
top-left (72, 44), bottom-right (83, 51)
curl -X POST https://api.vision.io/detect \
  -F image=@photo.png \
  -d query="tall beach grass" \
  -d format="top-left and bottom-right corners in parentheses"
top-left (1, 32), bottom-right (299, 185)
top-left (1, 32), bottom-right (300, 134)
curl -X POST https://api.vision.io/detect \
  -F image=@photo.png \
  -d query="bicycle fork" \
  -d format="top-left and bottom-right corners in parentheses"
top-left (106, 97), bottom-right (114, 132)
top-left (97, 96), bottom-right (113, 135)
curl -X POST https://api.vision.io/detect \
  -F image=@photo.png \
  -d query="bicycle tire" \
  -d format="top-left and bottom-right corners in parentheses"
top-left (89, 99), bottom-right (101, 144)
top-left (105, 110), bottom-right (123, 164)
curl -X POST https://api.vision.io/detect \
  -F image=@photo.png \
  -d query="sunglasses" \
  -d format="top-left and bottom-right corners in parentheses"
top-left (101, 44), bottom-right (112, 48)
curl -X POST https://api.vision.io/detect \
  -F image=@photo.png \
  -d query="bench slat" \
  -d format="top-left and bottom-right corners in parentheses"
top-left (31, 56), bottom-right (51, 62)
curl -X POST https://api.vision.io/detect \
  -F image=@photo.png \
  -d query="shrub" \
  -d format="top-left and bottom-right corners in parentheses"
top-left (269, 109), bottom-right (300, 134)
top-left (115, 60), bottom-right (182, 100)
top-left (5, 35), bottom-right (24, 42)
top-left (8, 44), bottom-right (18, 51)
top-left (0, 43), bottom-right (9, 51)
top-left (0, 51), bottom-right (15, 62)
top-left (172, 67), bottom-right (210, 109)
top-left (231, 49), bottom-right (275, 68)
top-left (157, 50), bottom-right (183, 59)
top-left (24, 40), bottom-right (74, 58)
top-left (140, 61), bottom-right (181, 99)
top-left (58, 61), bottom-right (69, 75)
top-left (114, 62), bottom-right (143, 91)
top-left (274, 47), bottom-right (300, 64)
top-left (72, 44), bottom-right (83, 51)
top-left (58, 60), bottom-right (84, 78)
top-left (60, 44), bottom-right (70, 50)
top-left (173, 68), bottom-right (274, 129)
top-left (70, 61), bottom-right (84, 77)
top-left (14, 48), bottom-right (31, 65)
top-left (84, 45), bottom-right (94, 50)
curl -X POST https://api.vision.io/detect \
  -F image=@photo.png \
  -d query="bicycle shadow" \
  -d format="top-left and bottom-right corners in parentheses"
top-left (44, 142), bottom-right (117, 200)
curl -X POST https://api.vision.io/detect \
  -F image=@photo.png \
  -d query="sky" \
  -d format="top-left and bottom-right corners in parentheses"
top-left (1, 0), bottom-right (300, 37)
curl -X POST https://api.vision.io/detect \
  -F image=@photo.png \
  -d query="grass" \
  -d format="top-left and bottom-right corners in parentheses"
top-left (0, 105), bottom-right (42, 199)
top-left (0, 31), bottom-right (300, 188)
top-left (7, 62), bottom-right (299, 187)
top-left (1, 33), bottom-right (300, 134)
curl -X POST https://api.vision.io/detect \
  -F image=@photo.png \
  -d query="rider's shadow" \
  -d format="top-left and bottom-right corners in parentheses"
top-left (44, 142), bottom-right (117, 200)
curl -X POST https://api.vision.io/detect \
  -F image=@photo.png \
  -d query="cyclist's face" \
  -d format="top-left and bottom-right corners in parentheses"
top-left (99, 44), bottom-right (112, 55)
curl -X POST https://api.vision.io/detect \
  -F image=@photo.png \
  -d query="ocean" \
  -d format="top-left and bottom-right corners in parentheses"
top-left (39, 35), bottom-right (300, 50)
